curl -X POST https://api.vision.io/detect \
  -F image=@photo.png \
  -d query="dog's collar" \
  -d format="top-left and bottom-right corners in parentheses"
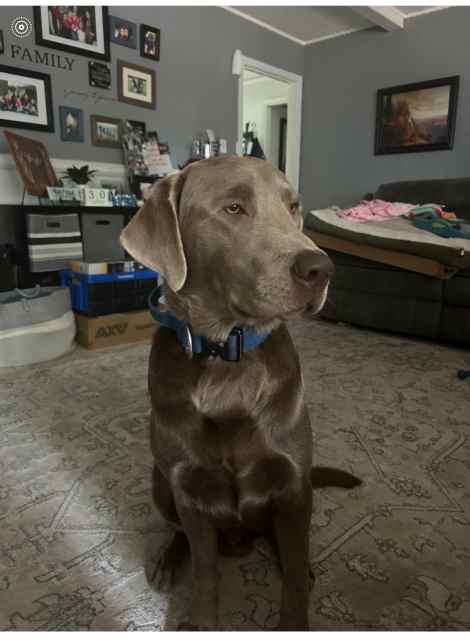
top-left (148, 286), bottom-right (270, 362)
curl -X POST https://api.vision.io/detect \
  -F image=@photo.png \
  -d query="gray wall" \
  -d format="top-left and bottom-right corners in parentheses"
top-left (300, 7), bottom-right (470, 210)
top-left (0, 6), bottom-right (304, 167)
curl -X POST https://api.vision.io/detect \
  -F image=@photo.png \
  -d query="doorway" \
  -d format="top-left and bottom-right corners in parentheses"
top-left (241, 69), bottom-right (288, 171)
top-left (232, 50), bottom-right (303, 190)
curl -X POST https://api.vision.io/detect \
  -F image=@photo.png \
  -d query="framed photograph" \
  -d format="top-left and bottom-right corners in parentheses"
top-left (110, 16), bottom-right (137, 49)
top-left (90, 114), bottom-right (122, 148)
top-left (125, 119), bottom-right (146, 138)
top-left (0, 65), bottom-right (54, 132)
top-left (4, 131), bottom-right (59, 196)
top-left (0, 30), bottom-right (4, 55)
top-left (140, 24), bottom-right (160, 61)
top-left (117, 60), bottom-right (156, 110)
top-left (59, 106), bottom-right (84, 142)
top-left (375, 76), bottom-right (459, 155)
top-left (34, 7), bottom-right (110, 61)
top-left (88, 61), bottom-right (111, 89)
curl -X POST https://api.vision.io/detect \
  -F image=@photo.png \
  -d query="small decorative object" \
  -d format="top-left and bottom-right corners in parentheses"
top-left (110, 16), bottom-right (137, 49)
top-left (112, 192), bottom-right (138, 207)
top-left (99, 178), bottom-right (125, 192)
top-left (82, 187), bottom-right (113, 207)
top-left (0, 30), bottom-right (4, 55)
top-left (144, 137), bottom-right (173, 176)
top-left (88, 61), bottom-right (111, 89)
top-left (0, 64), bottom-right (54, 132)
top-left (191, 139), bottom-right (202, 160)
top-left (140, 24), bottom-right (160, 61)
top-left (142, 132), bottom-right (161, 175)
top-left (63, 164), bottom-right (97, 185)
top-left (375, 76), bottom-right (459, 155)
top-left (59, 106), bottom-right (84, 143)
top-left (47, 186), bottom-right (83, 203)
top-left (117, 60), bottom-right (156, 110)
top-left (4, 130), bottom-right (58, 196)
top-left (218, 138), bottom-right (228, 154)
top-left (91, 114), bottom-right (122, 148)
top-left (34, 6), bottom-right (110, 61)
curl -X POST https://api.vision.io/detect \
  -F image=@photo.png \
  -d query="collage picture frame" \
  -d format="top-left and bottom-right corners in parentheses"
top-left (34, 6), bottom-right (110, 61)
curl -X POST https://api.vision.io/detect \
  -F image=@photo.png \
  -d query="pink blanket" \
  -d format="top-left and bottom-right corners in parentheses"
top-left (338, 199), bottom-right (415, 222)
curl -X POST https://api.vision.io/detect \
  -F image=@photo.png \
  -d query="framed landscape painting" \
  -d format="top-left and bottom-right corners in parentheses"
top-left (375, 76), bottom-right (459, 155)
top-left (34, 6), bottom-right (110, 61)
top-left (0, 65), bottom-right (54, 132)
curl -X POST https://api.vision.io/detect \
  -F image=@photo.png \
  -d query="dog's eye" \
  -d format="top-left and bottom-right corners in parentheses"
top-left (225, 202), bottom-right (243, 215)
top-left (290, 202), bottom-right (300, 215)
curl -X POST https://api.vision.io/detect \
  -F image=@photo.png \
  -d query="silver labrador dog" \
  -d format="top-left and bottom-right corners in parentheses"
top-left (120, 155), bottom-right (359, 631)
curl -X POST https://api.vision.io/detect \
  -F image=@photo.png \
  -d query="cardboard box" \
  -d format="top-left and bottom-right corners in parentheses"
top-left (75, 309), bottom-right (157, 350)
top-left (69, 260), bottom-right (150, 275)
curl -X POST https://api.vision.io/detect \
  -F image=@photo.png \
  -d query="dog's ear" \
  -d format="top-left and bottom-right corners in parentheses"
top-left (120, 172), bottom-right (187, 292)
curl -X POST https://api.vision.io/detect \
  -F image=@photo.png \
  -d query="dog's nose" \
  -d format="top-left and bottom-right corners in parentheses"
top-left (292, 250), bottom-right (334, 286)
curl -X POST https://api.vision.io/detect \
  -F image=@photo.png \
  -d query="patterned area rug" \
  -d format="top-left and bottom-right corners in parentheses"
top-left (1, 320), bottom-right (470, 631)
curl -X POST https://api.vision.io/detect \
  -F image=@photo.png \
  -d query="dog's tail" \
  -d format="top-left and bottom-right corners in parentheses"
top-left (311, 466), bottom-right (362, 489)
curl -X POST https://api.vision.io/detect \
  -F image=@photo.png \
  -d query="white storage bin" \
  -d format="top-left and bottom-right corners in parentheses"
top-left (0, 311), bottom-right (76, 367)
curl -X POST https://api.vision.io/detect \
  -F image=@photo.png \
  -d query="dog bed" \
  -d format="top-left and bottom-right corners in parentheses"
top-left (0, 311), bottom-right (76, 367)
top-left (305, 208), bottom-right (470, 269)
top-left (0, 286), bottom-right (75, 367)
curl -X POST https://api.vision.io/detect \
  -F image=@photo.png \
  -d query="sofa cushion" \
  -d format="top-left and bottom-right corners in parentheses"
top-left (328, 250), bottom-right (443, 301)
top-left (440, 304), bottom-right (470, 344)
top-left (323, 288), bottom-right (442, 339)
top-left (375, 177), bottom-right (470, 221)
top-left (443, 267), bottom-right (470, 306)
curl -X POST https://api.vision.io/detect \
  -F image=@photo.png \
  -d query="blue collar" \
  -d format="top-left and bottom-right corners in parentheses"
top-left (148, 286), bottom-right (270, 362)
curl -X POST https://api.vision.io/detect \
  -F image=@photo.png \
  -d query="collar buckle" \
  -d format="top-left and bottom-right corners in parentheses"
top-left (221, 327), bottom-right (244, 362)
top-left (201, 327), bottom-right (244, 362)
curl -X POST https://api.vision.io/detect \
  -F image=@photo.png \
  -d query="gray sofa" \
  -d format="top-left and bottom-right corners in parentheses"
top-left (315, 177), bottom-right (470, 346)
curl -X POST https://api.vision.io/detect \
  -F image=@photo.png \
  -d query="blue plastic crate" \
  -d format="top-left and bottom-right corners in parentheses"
top-left (60, 268), bottom-right (159, 316)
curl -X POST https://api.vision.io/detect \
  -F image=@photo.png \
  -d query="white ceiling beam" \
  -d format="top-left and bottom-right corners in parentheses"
top-left (353, 7), bottom-right (404, 31)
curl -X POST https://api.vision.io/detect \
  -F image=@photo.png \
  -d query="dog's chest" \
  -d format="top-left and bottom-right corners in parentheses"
top-left (190, 359), bottom-right (267, 420)
top-left (190, 361), bottom-right (272, 469)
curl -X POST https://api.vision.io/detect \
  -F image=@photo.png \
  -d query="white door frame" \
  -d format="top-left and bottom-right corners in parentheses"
top-left (264, 97), bottom-right (288, 167)
top-left (232, 49), bottom-right (303, 191)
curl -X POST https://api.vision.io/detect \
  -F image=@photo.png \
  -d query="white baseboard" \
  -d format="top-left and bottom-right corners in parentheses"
top-left (0, 153), bottom-right (127, 205)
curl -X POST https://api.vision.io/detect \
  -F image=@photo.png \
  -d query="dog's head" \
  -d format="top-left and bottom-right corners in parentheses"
top-left (120, 155), bottom-right (333, 340)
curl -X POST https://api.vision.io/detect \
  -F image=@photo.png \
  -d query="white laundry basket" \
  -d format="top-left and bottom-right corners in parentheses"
top-left (0, 286), bottom-right (76, 367)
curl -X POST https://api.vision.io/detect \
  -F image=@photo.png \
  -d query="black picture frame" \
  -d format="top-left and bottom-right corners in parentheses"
top-left (375, 76), bottom-right (459, 155)
top-left (140, 24), bottom-right (160, 61)
top-left (59, 106), bottom-right (84, 142)
top-left (125, 119), bottom-right (146, 137)
top-left (110, 15), bottom-right (137, 49)
top-left (34, 6), bottom-right (110, 62)
top-left (0, 30), bottom-right (4, 55)
top-left (0, 64), bottom-right (54, 132)
top-left (88, 61), bottom-right (111, 89)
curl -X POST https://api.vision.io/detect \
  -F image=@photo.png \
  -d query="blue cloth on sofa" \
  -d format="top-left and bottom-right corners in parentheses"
top-left (409, 209), bottom-right (470, 239)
